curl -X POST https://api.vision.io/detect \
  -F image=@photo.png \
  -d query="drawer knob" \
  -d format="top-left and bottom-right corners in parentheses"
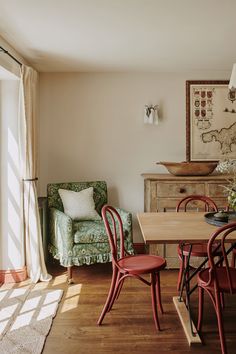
top-left (179, 187), bottom-right (186, 193)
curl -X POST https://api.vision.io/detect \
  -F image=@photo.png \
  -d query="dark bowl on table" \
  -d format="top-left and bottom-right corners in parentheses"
top-left (213, 211), bottom-right (229, 223)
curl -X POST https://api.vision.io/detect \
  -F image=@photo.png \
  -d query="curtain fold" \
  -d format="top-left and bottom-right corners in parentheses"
top-left (19, 64), bottom-right (51, 283)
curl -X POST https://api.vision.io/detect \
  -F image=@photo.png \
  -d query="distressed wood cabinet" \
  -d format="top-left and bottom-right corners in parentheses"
top-left (142, 173), bottom-right (229, 268)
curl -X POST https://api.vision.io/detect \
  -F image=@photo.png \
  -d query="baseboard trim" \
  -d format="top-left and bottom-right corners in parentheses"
top-left (133, 242), bottom-right (146, 254)
top-left (0, 266), bottom-right (27, 283)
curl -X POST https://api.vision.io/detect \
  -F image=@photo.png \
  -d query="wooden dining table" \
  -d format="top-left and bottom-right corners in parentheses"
top-left (137, 211), bottom-right (236, 346)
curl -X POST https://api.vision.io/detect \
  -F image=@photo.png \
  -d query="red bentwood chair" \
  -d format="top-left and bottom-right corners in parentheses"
top-left (176, 195), bottom-right (219, 291)
top-left (197, 222), bottom-right (236, 354)
top-left (97, 205), bottom-right (166, 330)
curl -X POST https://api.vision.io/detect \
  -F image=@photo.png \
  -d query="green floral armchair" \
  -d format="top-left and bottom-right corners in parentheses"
top-left (47, 181), bottom-right (134, 282)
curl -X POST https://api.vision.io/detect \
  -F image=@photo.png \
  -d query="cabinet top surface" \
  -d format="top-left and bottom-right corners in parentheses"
top-left (141, 173), bottom-right (231, 181)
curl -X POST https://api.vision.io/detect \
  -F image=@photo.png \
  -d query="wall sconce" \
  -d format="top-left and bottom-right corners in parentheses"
top-left (229, 63), bottom-right (236, 91)
top-left (144, 104), bottom-right (159, 125)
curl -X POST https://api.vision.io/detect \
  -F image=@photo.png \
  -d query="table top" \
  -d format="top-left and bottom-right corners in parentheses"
top-left (137, 212), bottom-right (236, 244)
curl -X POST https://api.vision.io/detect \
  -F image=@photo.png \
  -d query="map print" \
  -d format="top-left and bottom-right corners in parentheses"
top-left (189, 83), bottom-right (236, 160)
top-left (201, 121), bottom-right (236, 155)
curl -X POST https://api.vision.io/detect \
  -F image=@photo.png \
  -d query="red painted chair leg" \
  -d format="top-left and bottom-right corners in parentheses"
top-left (151, 273), bottom-right (161, 331)
top-left (231, 251), bottom-right (236, 268)
top-left (115, 277), bottom-right (124, 301)
top-left (220, 292), bottom-right (225, 310)
top-left (107, 271), bottom-right (123, 312)
top-left (156, 272), bottom-right (164, 314)
top-left (215, 289), bottom-right (227, 354)
top-left (197, 286), bottom-right (204, 332)
top-left (97, 266), bottom-right (118, 325)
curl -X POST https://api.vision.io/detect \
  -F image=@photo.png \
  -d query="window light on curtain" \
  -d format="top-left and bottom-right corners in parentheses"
top-left (19, 65), bottom-right (51, 283)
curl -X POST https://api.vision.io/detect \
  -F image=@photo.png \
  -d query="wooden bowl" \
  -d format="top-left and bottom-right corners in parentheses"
top-left (157, 161), bottom-right (218, 176)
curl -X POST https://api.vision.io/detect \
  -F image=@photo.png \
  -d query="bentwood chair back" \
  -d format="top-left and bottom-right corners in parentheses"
top-left (197, 222), bottom-right (236, 354)
top-left (97, 205), bottom-right (166, 330)
top-left (176, 195), bottom-right (219, 291)
top-left (176, 195), bottom-right (218, 213)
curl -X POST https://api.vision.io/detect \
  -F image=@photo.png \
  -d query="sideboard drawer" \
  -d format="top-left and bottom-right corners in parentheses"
top-left (157, 198), bottom-right (180, 211)
top-left (157, 197), bottom-right (221, 212)
top-left (156, 182), bottom-right (205, 197)
top-left (208, 183), bottom-right (228, 197)
top-left (211, 198), bottom-right (229, 210)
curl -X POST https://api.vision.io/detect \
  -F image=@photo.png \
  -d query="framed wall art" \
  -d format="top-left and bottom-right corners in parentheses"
top-left (186, 80), bottom-right (236, 161)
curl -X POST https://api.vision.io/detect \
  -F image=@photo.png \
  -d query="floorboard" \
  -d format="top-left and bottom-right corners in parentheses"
top-left (7, 263), bottom-right (236, 354)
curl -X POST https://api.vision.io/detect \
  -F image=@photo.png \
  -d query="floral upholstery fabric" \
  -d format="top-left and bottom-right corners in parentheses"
top-left (47, 181), bottom-right (134, 267)
top-left (73, 221), bottom-right (108, 243)
top-left (47, 181), bottom-right (107, 213)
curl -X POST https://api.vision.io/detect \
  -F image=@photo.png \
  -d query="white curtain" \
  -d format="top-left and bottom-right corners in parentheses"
top-left (18, 64), bottom-right (51, 283)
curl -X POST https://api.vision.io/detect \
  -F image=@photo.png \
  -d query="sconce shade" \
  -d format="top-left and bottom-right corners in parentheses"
top-left (229, 63), bottom-right (236, 91)
top-left (144, 105), bottom-right (159, 125)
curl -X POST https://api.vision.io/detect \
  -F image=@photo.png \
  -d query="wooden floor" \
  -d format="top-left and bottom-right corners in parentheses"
top-left (19, 264), bottom-right (236, 353)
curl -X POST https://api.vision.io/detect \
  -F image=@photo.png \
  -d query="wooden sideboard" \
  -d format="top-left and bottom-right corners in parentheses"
top-left (142, 173), bottom-right (229, 268)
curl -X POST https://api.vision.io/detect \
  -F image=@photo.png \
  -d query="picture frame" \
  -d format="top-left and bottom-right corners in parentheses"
top-left (186, 80), bottom-right (236, 161)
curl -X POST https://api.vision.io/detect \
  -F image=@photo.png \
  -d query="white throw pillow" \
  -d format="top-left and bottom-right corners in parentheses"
top-left (58, 187), bottom-right (101, 221)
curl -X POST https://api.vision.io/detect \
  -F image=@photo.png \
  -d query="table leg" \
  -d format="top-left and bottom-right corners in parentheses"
top-left (173, 296), bottom-right (201, 345)
top-left (176, 243), bottom-right (201, 345)
top-left (184, 251), bottom-right (196, 337)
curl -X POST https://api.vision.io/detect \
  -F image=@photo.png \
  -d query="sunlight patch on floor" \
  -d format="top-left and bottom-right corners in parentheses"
top-left (9, 288), bottom-right (29, 298)
top-left (20, 296), bottom-right (41, 312)
top-left (0, 303), bottom-right (18, 321)
top-left (0, 287), bottom-right (63, 333)
top-left (0, 319), bottom-right (9, 336)
top-left (60, 283), bottom-right (82, 313)
top-left (37, 302), bottom-right (59, 321)
top-left (10, 310), bottom-right (35, 330)
top-left (50, 274), bottom-right (67, 286)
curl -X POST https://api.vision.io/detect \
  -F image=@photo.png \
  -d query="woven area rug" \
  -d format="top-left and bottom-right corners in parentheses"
top-left (0, 284), bottom-right (63, 353)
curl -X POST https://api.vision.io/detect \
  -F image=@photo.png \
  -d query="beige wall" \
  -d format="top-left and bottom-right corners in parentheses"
top-left (39, 72), bottom-right (230, 242)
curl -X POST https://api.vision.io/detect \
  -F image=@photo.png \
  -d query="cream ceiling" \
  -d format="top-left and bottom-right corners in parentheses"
top-left (0, 0), bottom-right (235, 72)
